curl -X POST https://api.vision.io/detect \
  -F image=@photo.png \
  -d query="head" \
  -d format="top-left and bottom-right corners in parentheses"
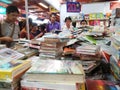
top-left (6, 5), bottom-right (19, 23)
top-left (80, 20), bottom-right (88, 27)
top-left (39, 24), bottom-right (46, 32)
top-left (72, 21), bottom-right (76, 27)
top-left (64, 16), bottom-right (72, 26)
top-left (31, 23), bottom-right (38, 32)
top-left (50, 13), bottom-right (57, 23)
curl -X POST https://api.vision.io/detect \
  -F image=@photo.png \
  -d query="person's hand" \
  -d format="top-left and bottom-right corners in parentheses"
top-left (1, 37), bottom-right (13, 42)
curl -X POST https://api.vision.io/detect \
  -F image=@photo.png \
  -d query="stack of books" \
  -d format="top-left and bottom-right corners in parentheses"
top-left (21, 59), bottom-right (85, 90)
top-left (39, 38), bottom-right (66, 59)
top-left (110, 36), bottom-right (120, 81)
top-left (75, 45), bottom-right (101, 61)
top-left (0, 60), bottom-right (31, 89)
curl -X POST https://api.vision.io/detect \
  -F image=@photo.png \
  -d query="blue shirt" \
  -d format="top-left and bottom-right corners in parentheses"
top-left (46, 21), bottom-right (60, 32)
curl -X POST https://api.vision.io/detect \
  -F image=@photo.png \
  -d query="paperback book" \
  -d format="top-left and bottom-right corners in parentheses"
top-left (0, 60), bottom-right (31, 81)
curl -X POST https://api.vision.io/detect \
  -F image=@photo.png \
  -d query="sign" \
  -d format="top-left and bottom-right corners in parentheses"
top-left (67, 2), bottom-right (81, 13)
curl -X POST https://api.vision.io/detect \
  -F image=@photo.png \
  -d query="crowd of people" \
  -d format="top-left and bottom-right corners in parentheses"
top-left (0, 5), bottom-right (88, 47)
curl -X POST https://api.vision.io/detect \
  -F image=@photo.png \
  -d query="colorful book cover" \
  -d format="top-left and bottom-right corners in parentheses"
top-left (86, 79), bottom-right (118, 90)
top-left (0, 60), bottom-right (31, 80)
top-left (96, 13), bottom-right (104, 19)
top-left (89, 13), bottom-right (97, 20)
top-left (83, 35), bottom-right (97, 45)
top-left (26, 59), bottom-right (84, 75)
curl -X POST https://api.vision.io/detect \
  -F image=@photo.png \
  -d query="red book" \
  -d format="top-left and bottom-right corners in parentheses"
top-left (86, 79), bottom-right (118, 90)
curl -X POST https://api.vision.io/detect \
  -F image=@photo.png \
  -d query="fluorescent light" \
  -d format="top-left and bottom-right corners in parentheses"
top-left (39, 3), bottom-right (48, 9)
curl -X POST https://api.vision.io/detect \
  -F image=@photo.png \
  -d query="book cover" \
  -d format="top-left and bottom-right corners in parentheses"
top-left (23, 60), bottom-right (85, 84)
top-left (86, 79), bottom-right (118, 90)
top-left (0, 60), bottom-right (31, 80)
top-left (0, 48), bottom-right (25, 61)
top-left (83, 35), bottom-right (97, 45)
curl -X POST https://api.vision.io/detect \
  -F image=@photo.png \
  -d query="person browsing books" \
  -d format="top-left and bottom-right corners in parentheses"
top-left (46, 13), bottom-right (60, 32)
top-left (0, 5), bottom-right (20, 47)
top-left (62, 16), bottom-right (74, 32)
top-left (80, 20), bottom-right (88, 28)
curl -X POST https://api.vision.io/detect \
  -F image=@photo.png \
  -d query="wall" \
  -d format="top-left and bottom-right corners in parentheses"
top-left (81, 2), bottom-right (111, 14)
top-left (60, 2), bottom-right (112, 26)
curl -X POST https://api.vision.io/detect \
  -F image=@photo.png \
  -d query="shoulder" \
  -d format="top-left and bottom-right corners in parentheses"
top-left (55, 21), bottom-right (60, 24)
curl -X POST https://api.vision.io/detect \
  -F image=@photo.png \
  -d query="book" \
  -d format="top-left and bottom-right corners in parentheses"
top-left (0, 60), bottom-right (31, 81)
top-left (0, 78), bottom-right (20, 90)
top-left (86, 79), bottom-right (119, 90)
top-left (21, 80), bottom-right (85, 90)
top-left (23, 60), bottom-right (85, 84)
top-left (0, 48), bottom-right (25, 61)
top-left (76, 45), bottom-right (100, 56)
top-left (79, 54), bottom-right (102, 61)
top-left (83, 35), bottom-right (97, 45)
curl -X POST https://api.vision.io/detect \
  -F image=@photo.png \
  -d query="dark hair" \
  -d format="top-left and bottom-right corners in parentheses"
top-left (6, 5), bottom-right (19, 14)
top-left (80, 20), bottom-right (87, 25)
top-left (64, 16), bottom-right (72, 22)
top-left (50, 13), bottom-right (57, 17)
top-left (32, 23), bottom-right (37, 27)
top-left (39, 24), bottom-right (46, 31)
top-left (72, 21), bottom-right (76, 27)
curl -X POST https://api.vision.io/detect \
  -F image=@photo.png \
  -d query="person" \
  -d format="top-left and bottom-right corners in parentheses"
top-left (80, 19), bottom-right (88, 27)
top-left (35, 24), bottom-right (46, 39)
top-left (46, 13), bottom-right (60, 32)
top-left (0, 5), bottom-right (20, 47)
top-left (29, 23), bottom-right (38, 39)
top-left (59, 17), bottom-right (74, 38)
top-left (20, 18), bottom-right (33, 39)
top-left (62, 16), bottom-right (74, 32)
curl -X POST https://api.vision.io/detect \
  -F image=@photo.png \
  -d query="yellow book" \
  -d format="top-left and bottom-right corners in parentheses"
top-left (0, 60), bottom-right (31, 81)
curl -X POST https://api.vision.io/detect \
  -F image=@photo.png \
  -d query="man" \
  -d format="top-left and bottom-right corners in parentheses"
top-left (46, 13), bottom-right (60, 32)
top-left (0, 5), bottom-right (20, 47)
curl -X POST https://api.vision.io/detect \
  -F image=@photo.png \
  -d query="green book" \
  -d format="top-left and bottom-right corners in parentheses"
top-left (84, 35), bottom-right (96, 45)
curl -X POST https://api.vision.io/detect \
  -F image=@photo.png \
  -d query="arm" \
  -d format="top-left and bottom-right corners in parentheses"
top-left (35, 32), bottom-right (44, 39)
top-left (0, 37), bottom-right (13, 42)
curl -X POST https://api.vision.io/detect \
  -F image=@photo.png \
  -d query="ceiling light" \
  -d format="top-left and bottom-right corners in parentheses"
top-left (39, 3), bottom-right (48, 9)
